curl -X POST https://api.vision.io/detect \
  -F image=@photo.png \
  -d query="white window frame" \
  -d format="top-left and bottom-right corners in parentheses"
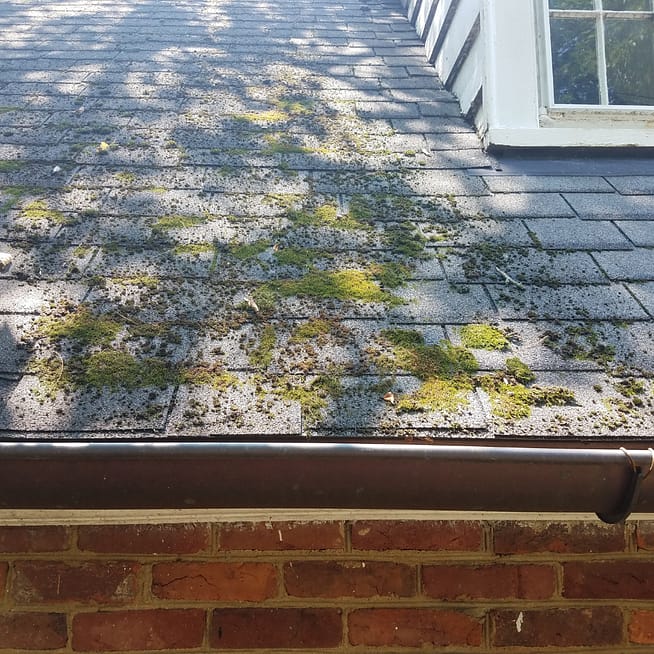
top-left (480, 0), bottom-right (654, 147)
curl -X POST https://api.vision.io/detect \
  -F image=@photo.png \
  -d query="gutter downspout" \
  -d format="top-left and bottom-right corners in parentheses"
top-left (1, 443), bottom-right (653, 522)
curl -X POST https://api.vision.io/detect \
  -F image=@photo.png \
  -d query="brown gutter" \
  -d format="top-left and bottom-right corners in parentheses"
top-left (1, 442), bottom-right (653, 522)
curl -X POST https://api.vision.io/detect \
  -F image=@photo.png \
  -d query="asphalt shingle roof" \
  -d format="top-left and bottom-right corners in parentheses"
top-left (1, 0), bottom-right (653, 442)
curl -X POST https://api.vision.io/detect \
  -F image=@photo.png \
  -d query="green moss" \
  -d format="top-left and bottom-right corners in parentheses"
top-left (234, 109), bottom-right (288, 123)
top-left (0, 160), bottom-right (22, 172)
top-left (286, 202), bottom-right (369, 231)
top-left (0, 186), bottom-right (29, 213)
top-left (0, 107), bottom-right (18, 114)
top-left (273, 246), bottom-right (320, 268)
top-left (73, 245), bottom-right (92, 259)
top-left (263, 193), bottom-right (302, 209)
top-left (289, 318), bottom-right (333, 343)
top-left (182, 365), bottom-right (238, 391)
top-left (82, 351), bottom-right (175, 389)
top-left (145, 186), bottom-right (167, 194)
top-left (460, 324), bottom-right (509, 351)
top-left (173, 242), bottom-right (214, 256)
top-left (114, 171), bottom-right (137, 183)
top-left (397, 378), bottom-right (472, 413)
top-left (28, 356), bottom-right (72, 398)
top-left (249, 325), bottom-right (276, 368)
top-left (269, 270), bottom-right (400, 305)
top-left (505, 357), bottom-right (536, 384)
top-left (36, 307), bottom-right (121, 346)
top-left (262, 135), bottom-right (309, 155)
top-left (382, 329), bottom-right (478, 380)
top-left (370, 262), bottom-right (411, 288)
top-left (275, 372), bottom-right (342, 425)
top-left (385, 221), bottom-right (427, 259)
top-left (113, 274), bottom-right (159, 289)
top-left (274, 96), bottom-right (314, 115)
top-left (544, 325), bottom-right (616, 367)
top-left (21, 200), bottom-right (72, 225)
top-left (153, 214), bottom-right (207, 231)
top-left (348, 195), bottom-right (374, 223)
top-left (229, 239), bottom-right (270, 260)
top-left (615, 378), bottom-right (645, 397)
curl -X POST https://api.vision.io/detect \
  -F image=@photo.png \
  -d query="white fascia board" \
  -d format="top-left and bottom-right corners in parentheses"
top-left (486, 127), bottom-right (654, 148)
top-left (452, 35), bottom-right (483, 114)
top-left (435, 0), bottom-right (480, 83)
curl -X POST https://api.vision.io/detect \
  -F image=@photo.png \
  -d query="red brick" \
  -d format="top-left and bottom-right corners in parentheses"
top-left (630, 610), bottom-right (654, 644)
top-left (564, 561), bottom-right (654, 599)
top-left (13, 561), bottom-right (140, 604)
top-left (492, 608), bottom-right (623, 647)
top-left (73, 609), bottom-right (204, 651)
top-left (220, 521), bottom-right (343, 550)
top-left (0, 612), bottom-right (67, 650)
top-left (348, 608), bottom-right (482, 647)
top-left (284, 561), bottom-right (415, 598)
top-left (636, 521), bottom-right (654, 551)
top-left (0, 564), bottom-right (8, 595)
top-left (423, 564), bottom-right (556, 600)
top-left (78, 523), bottom-right (210, 554)
top-left (152, 562), bottom-right (277, 601)
top-left (351, 521), bottom-right (482, 551)
top-left (494, 521), bottom-right (625, 554)
top-left (211, 608), bottom-right (341, 649)
top-left (0, 527), bottom-right (69, 553)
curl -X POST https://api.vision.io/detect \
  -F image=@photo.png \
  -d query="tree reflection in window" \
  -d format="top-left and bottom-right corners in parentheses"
top-left (548, 0), bottom-right (654, 105)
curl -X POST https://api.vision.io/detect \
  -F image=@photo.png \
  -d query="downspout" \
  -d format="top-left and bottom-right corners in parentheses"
top-left (1, 442), bottom-right (653, 523)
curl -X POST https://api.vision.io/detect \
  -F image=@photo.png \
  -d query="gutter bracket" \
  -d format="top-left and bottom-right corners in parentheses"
top-left (596, 448), bottom-right (654, 524)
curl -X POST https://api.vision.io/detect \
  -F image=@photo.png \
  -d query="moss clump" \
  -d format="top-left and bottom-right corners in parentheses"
top-left (249, 325), bottom-right (276, 369)
top-left (263, 193), bottom-right (301, 209)
top-left (273, 246), bottom-right (320, 268)
top-left (262, 135), bottom-right (309, 155)
top-left (348, 196), bottom-right (374, 222)
top-left (269, 270), bottom-right (400, 305)
top-left (543, 324), bottom-right (615, 367)
top-left (173, 242), bottom-right (214, 256)
top-left (385, 221), bottom-right (427, 259)
top-left (182, 364), bottom-right (238, 391)
top-left (113, 275), bottom-right (159, 289)
top-left (81, 351), bottom-right (175, 389)
top-left (382, 329), bottom-right (479, 380)
top-left (505, 357), bottom-right (536, 384)
top-left (234, 110), bottom-right (288, 123)
top-left (615, 378), bottom-right (645, 398)
top-left (36, 308), bottom-right (120, 346)
top-left (370, 262), bottom-right (411, 289)
top-left (275, 373), bottom-right (342, 425)
top-left (397, 378), bottom-right (472, 413)
top-left (229, 239), bottom-right (270, 260)
top-left (0, 160), bottom-right (22, 172)
top-left (274, 96), bottom-right (314, 115)
top-left (21, 200), bottom-right (72, 225)
top-left (460, 324), bottom-right (509, 351)
top-left (290, 318), bottom-right (333, 343)
top-left (153, 214), bottom-right (207, 231)
top-left (286, 202), bottom-right (369, 231)
top-left (114, 171), bottom-right (136, 183)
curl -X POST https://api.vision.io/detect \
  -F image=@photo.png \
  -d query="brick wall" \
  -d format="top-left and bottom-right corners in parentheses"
top-left (0, 519), bottom-right (652, 652)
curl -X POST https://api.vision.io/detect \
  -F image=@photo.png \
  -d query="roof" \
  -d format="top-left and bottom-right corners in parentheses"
top-left (1, 0), bottom-right (653, 444)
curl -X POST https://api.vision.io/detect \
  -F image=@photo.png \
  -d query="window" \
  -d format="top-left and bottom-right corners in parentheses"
top-left (546, 0), bottom-right (654, 107)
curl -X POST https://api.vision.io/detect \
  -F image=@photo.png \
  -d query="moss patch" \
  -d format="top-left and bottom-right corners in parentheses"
top-left (229, 239), bottom-right (270, 260)
top-left (286, 202), bottom-right (370, 232)
top-left (385, 221), bottom-right (427, 259)
top-left (182, 364), bottom-right (238, 391)
top-left (397, 377), bottom-right (472, 413)
top-left (0, 160), bottom-right (23, 173)
top-left (460, 324), bottom-right (509, 351)
top-left (21, 200), bottom-right (72, 225)
top-left (173, 242), bottom-right (215, 256)
top-left (290, 318), bottom-right (334, 343)
top-left (113, 275), bottom-right (159, 289)
top-left (36, 307), bottom-right (120, 346)
top-left (370, 262), bottom-right (411, 289)
top-left (273, 246), bottom-right (321, 268)
top-left (249, 324), bottom-right (276, 368)
top-left (269, 270), bottom-right (400, 305)
top-left (505, 357), bottom-right (536, 384)
top-left (262, 135), bottom-right (309, 155)
top-left (153, 214), bottom-right (208, 231)
top-left (275, 372), bottom-right (342, 425)
top-left (81, 351), bottom-right (175, 389)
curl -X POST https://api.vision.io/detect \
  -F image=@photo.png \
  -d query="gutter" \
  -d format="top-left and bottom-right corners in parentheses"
top-left (1, 442), bottom-right (653, 523)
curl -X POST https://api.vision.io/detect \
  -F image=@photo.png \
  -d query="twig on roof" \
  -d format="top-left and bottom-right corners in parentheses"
top-left (495, 266), bottom-right (526, 290)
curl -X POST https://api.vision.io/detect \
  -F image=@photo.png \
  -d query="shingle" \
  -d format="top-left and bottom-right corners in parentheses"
top-left (592, 249), bottom-right (654, 281)
top-left (456, 194), bottom-right (574, 218)
top-left (565, 192), bottom-right (654, 219)
top-left (626, 282), bottom-right (654, 318)
top-left (525, 219), bottom-right (632, 250)
top-left (483, 176), bottom-right (613, 194)
top-left (616, 221), bottom-right (654, 247)
top-left (606, 176), bottom-right (654, 195)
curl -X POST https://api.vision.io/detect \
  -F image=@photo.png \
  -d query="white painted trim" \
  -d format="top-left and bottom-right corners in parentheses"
top-left (485, 126), bottom-right (654, 147)
top-left (0, 509), bottom-right (651, 525)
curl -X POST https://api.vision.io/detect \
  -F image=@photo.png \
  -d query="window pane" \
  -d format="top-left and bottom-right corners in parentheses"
top-left (549, 0), bottom-right (594, 8)
top-left (605, 18), bottom-right (654, 104)
top-left (550, 18), bottom-right (600, 103)
top-left (602, 0), bottom-right (651, 10)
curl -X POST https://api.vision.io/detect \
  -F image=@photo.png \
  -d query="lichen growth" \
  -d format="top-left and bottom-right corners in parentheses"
top-left (460, 324), bottom-right (509, 351)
